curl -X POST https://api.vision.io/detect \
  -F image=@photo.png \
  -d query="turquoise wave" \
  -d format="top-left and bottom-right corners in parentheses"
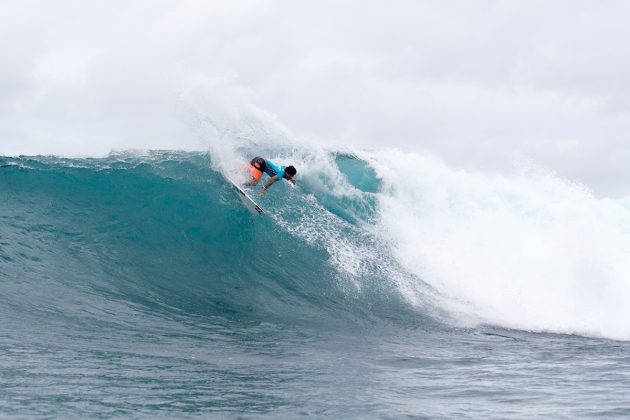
top-left (0, 152), bottom-right (432, 335)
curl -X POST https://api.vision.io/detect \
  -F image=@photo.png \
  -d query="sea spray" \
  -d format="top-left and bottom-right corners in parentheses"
top-left (373, 149), bottom-right (630, 340)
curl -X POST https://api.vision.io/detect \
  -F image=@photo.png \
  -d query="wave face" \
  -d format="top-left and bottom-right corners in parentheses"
top-left (0, 151), bottom-right (428, 337)
top-left (3, 148), bottom-right (630, 342)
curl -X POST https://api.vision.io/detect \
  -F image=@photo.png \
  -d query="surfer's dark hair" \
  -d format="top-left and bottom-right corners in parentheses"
top-left (285, 165), bottom-right (297, 176)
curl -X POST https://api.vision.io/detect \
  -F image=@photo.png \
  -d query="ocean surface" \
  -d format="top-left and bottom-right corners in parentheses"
top-left (2, 149), bottom-right (630, 418)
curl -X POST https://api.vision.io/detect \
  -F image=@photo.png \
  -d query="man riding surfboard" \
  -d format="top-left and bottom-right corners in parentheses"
top-left (244, 157), bottom-right (297, 196)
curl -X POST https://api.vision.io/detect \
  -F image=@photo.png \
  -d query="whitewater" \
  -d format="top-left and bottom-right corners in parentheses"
top-left (2, 126), bottom-right (630, 417)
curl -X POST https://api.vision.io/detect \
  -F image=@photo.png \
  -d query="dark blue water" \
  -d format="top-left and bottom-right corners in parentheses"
top-left (2, 152), bottom-right (630, 418)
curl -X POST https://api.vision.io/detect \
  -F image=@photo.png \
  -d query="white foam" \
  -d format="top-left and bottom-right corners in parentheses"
top-left (371, 149), bottom-right (630, 340)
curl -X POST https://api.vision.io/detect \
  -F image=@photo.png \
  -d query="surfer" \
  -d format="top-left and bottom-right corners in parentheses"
top-left (244, 156), bottom-right (297, 196)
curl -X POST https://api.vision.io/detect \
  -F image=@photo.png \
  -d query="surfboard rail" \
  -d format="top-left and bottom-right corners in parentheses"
top-left (227, 177), bottom-right (264, 215)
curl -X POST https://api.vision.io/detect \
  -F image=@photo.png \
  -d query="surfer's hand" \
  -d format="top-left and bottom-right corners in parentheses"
top-left (261, 188), bottom-right (267, 196)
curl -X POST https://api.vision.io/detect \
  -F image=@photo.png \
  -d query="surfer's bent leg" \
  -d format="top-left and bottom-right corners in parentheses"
top-left (245, 157), bottom-right (266, 185)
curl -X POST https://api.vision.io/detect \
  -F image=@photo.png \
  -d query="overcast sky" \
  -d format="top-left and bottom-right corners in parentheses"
top-left (1, 0), bottom-right (629, 196)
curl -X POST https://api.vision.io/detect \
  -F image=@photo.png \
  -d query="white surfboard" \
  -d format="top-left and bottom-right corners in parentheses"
top-left (227, 178), bottom-right (264, 215)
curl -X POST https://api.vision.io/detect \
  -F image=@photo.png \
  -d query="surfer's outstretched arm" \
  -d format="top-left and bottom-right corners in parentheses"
top-left (261, 176), bottom-right (278, 196)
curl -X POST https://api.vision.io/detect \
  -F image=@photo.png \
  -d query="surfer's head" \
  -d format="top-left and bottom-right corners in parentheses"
top-left (285, 165), bottom-right (297, 179)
